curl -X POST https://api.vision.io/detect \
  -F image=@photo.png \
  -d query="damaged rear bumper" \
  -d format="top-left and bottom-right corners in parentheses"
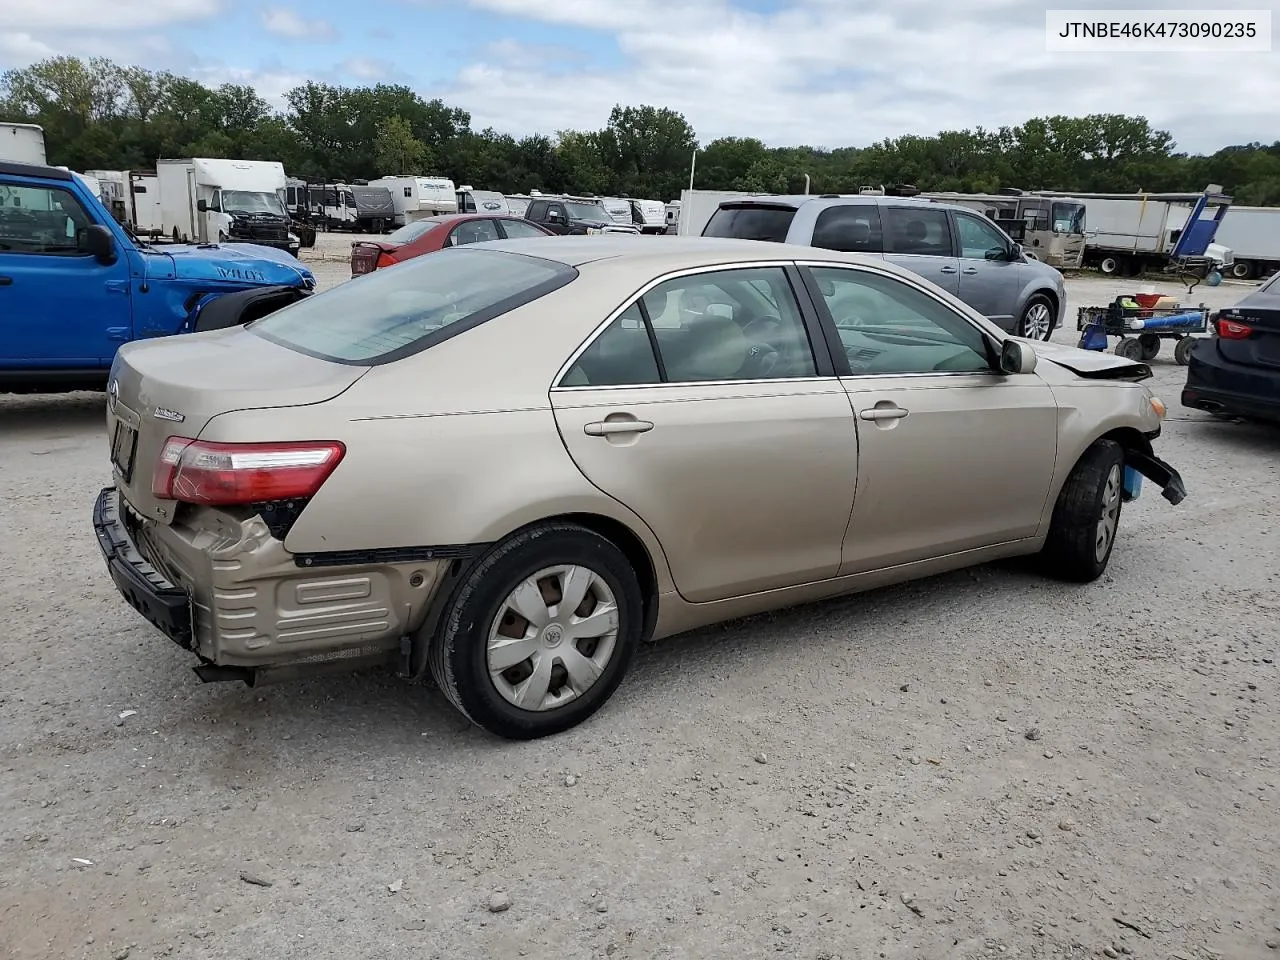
top-left (92, 486), bottom-right (449, 684)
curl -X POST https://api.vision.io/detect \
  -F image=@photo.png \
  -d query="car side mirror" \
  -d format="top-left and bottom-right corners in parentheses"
top-left (999, 339), bottom-right (1037, 375)
top-left (83, 224), bottom-right (117, 265)
top-left (1007, 243), bottom-right (1024, 261)
top-left (548, 210), bottom-right (561, 220)
top-left (196, 199), bottom-right (209, 213)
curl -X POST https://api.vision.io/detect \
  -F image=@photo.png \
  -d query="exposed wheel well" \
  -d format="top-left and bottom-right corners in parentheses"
top-left (1029, 288), bottom-right (1059, 320)
top-left (1095, 426), bottom-right (1153, 461)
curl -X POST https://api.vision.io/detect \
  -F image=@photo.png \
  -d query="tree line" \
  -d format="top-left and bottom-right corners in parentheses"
top-left (3, 55), bottom-right (1279, 205)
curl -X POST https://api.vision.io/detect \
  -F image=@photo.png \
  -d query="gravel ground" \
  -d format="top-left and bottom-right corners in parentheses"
top-left (2, 236), bottom-right (1278, 960)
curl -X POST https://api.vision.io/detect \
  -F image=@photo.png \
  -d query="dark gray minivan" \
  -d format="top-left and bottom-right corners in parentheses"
top-left (702, 195), bottom-right (1067, 341)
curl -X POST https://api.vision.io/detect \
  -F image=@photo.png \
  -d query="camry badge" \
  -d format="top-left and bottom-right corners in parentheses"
top-left (153, 407), bottom-right (186, 423)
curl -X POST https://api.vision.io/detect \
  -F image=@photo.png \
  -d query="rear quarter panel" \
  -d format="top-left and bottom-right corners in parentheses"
top-left (194, 274), bottom-right (678, 592)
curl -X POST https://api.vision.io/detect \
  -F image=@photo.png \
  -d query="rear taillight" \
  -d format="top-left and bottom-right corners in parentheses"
top-left (151, 438), bottom-right (345, 506)
top-left (1215, 316), bottom-right (1252, 340)
top-left (376, 252), bottom-right (398, 270)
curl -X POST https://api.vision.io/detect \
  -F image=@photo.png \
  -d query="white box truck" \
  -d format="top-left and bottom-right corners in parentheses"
top-left (368, 175), bottom-right (457, 225)
top-left (156, 158), bottom-right (298, 256)
top-left (1211, 206), bottom-right (1280, 280)
top-left (1035, 188), bottom-right (1233, 277)
top-left (0, 122), bottom-right (46, 164)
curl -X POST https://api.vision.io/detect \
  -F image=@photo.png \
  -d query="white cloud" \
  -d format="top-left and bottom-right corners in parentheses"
top-left (261, 8), bottom-right (335, 41)
top-left (0, 32), bottom-right (58, 63)
top-left (441, 0), bottom-right (1276, 155)
top-left (340, 58), bottom-right (390, 81)
top-left (0, 0), bottom-right (220, 31)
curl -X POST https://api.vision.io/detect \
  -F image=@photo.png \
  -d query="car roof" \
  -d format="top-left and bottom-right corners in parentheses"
top-left (0, 160), bottom-right (73, 181)
top-left (717, 194), bottom-right (959, 212)
top-left (469, 235), bottom-right (884, 269)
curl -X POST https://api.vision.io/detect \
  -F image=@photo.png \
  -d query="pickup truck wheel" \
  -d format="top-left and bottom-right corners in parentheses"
top-left (428, 523), bottom-right (643, 740)
top-left (1039, 439), bottom-right (1125, 583)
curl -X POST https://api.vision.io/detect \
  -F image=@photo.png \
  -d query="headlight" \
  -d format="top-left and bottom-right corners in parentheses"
top-left (585, 227), bottom-right (602, 235)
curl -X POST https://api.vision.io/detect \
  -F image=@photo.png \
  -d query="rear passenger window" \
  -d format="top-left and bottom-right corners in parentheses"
top-left (811, 205), bottom-right (883, 253)
top-left (883, 207), bottom-right (952, 256)
top-left (560, 304), bottom-right (660, 387)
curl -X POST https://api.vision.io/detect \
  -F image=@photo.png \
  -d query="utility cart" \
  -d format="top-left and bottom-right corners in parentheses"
top-left (1076, 294), bottom-right (1210, 365)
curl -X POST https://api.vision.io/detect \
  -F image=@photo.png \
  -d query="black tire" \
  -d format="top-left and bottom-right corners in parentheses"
top-left (1114, 338), bottom-right (1143, 360)
top-left (1039, 439), bottom-right (1125, 583)
top-left (1174, 336), bottom-right (1195, 365)
top-left (1099, 256), bottom-right (1120, 275)
top-left (428, 522), bottom-right (644, 740)
top-left (1017, 295), bottom-right (1056, 341)
top-left (1138, 333), bottom-right (1161, 361)
top-left (1230, 260), bottom-right (1254, 280)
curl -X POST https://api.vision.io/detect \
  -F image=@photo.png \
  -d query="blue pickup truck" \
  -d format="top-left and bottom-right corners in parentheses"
top-left (1, 160), bottom-right (316, 394)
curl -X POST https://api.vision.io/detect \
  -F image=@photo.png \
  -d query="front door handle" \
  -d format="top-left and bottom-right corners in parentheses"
top-left (585, 419), bottom-right (654, 436)
top-left (0, 276), bottom-right (12, 286)
top-left (939, 266), bottom-right (958, 274)
top-left (859, 406), bottom-right (909, 421)
top-left (962, 267), bottom-right (978, 274)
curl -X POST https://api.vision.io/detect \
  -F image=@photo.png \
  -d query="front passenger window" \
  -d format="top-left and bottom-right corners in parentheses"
top-left (809, 267), bottom-right (992, 375)
top-left (955, 213), bottom-right (1011, 260)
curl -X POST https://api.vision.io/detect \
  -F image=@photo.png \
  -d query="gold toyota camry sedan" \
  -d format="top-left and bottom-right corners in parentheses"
top-left (94, 237), bottom-right (1186, 739)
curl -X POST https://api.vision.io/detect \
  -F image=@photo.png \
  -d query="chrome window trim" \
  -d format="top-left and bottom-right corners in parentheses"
top-left (550, 259), bottom-right (834, 390)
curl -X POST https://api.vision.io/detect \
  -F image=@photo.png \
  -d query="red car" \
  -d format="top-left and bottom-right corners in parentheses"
top-left (349, 214), bottom-right (555, 275)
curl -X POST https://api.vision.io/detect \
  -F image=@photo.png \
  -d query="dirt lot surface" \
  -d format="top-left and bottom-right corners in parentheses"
top-left (2, 236), bottom-right (1277, 960)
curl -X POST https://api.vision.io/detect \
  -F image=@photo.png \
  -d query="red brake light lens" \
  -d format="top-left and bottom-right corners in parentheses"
top-left (1215, 317), bottom-right (1252, 340)
top-left (151, 438), bottom-right (345, 506)
top-left (376, 252), bottom-right (398, 270)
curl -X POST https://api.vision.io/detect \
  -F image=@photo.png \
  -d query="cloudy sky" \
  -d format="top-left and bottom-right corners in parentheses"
top-left (0, 0), bottom-right (1275, 154)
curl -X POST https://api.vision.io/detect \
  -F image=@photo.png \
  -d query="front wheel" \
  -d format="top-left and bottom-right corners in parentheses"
top-left (1018, 295), bottom-right (1055, 341)
top-left (428, 523), bottom-right (644, 739)
top-left (1039, 439), bottom-right (1125, 583)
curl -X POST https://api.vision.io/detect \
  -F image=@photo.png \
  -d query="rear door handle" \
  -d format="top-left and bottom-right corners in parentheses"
top-left (962, 267), bottom-right (978, 274)
top-left (859, 407), bottom-right (909, 421)
top-left (0, 276), bottom-right (11, 286)
top-left (585, 419), bottom-right (654, 436)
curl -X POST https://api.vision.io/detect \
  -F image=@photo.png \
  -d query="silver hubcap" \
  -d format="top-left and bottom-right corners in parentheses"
top-left (1024, 303), bottom-right (1052, 341)
top-left (487, 564), bottom-right (619, 712)
top-left (1095, 464), bottom-right (1122, 563)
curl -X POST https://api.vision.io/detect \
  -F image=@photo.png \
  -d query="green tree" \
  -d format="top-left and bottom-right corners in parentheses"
top-left (375, 115), bottom-right (430, 175)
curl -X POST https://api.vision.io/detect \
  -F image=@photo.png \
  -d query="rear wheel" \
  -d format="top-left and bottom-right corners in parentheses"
top-left (1115, 338), bottom-right (1144, 361)
top-left (1039, 439), bottom-right (1125, 583)
top-left (1174, 336), bottom-right (1195, 365)
top-left (428, 523), bottom-right (643, 740)
top-left (1099, 256), bottom-right (1120, 275)
top-left (1230, 260), bottom-right (1254, 280)
top-left (1138, 333), bottom-right (1161, 360)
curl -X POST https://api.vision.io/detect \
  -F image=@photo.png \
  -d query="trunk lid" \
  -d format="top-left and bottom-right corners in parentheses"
top-left (351, 240), bottom-right (397, 274)
top-left (106, 326), bottom-right (366, 523)
top-left (1023, 338), bottom-right (1151, 380)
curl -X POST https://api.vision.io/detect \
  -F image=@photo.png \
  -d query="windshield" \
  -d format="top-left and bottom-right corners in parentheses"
top-left (703, 204), bottom-right (797, 242)
top-left (222, 190), bottom-right (286, 217)
top-left (565, 201), bottom-right (610, 221)
top-left (250, 248), bottom-right (577, 365)
top-left (1051, 202), bottom-right (1086, 234)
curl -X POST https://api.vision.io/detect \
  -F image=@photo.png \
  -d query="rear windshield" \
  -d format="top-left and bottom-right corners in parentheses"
top-left (702, 204), bottom-right (797, 242)
top-left (250, 248), bottom-right (576, 365)
top-left (385, 219), bottom-right (437, 243)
